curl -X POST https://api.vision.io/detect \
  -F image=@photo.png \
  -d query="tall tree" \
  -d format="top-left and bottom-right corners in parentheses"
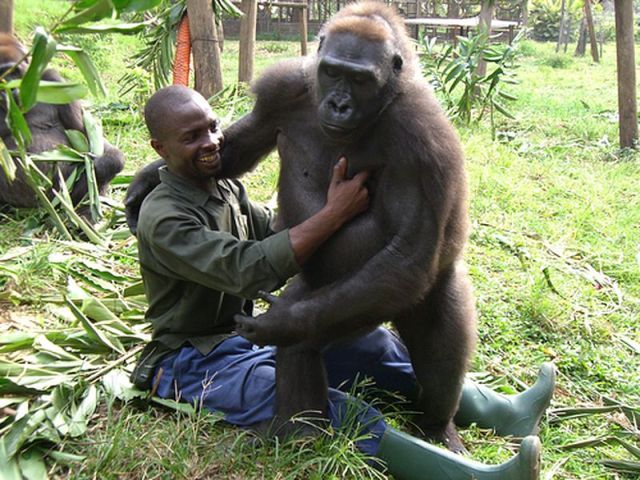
top-left (583, 0), bottom-right (600, 62)
top-left (614, 0), bottom-right (638, 148)
top-left (186, 0), bottom-right (223, 98)
top-left (238, 0), bottom-right (257, 83)
top-left (0, 0), bottom-right (13, 33)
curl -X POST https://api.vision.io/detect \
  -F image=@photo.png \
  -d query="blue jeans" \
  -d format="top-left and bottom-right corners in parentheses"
top-left (154, 327), bottom-right (416, 456)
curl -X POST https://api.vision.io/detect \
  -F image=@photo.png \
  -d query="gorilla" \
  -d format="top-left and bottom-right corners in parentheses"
top-left (126, 1), bottom-right (476, 452)
top-left (0, 33), bottom-right (124, 211)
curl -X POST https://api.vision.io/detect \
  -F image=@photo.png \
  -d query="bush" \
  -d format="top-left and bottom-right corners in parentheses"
top-left (529, 0), bottom-right (582, 42)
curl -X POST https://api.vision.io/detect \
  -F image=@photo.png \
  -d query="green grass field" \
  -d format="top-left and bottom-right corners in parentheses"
top-left (1, 1), bottom-right (639, 479)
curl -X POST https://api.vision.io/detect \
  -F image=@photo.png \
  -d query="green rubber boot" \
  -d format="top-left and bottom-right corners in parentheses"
top-left (455, 363), bottom-right (556, 437)
top-left (378, 428), bottom-right (541, 480)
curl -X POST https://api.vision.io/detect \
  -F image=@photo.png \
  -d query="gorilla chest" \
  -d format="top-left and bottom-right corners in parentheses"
top-left (275, 127), bottom-right (388, 282)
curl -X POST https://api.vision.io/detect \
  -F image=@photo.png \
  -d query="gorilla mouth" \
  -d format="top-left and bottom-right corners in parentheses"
top-left (320, 122), bottom-right (356, 140)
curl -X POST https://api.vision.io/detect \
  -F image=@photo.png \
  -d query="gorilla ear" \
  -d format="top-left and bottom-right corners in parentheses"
top-left (393, 54), bottom-right (403, 73)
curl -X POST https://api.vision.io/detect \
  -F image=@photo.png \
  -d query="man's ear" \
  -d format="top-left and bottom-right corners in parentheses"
top-left (150, 139), bottom-right (166, 158)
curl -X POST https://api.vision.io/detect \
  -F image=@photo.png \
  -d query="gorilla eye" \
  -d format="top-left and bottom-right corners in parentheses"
top-left (209, 121), bottom-right (219, 132)
top-left (352, 74), bottom-right (369, 85)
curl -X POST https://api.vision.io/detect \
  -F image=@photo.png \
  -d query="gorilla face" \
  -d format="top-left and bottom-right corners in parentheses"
top-left (316, 32), bottom-right (400, 142)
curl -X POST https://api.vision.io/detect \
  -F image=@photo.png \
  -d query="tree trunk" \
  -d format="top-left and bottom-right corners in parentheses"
top-left (186, 0), bottom-right (223, 98)
top-left (557, 0), bottom-right (566, 53)
top-left (520, 0), bottom-right (529, 28)
top-left (583, 0), bottom-right (600, 62)
top-left (0, 0), bottom-right (13, 33)
top-left (575, 16), bottom-right (587, 56)
top-left (476, 1), bottom-right (494, 78)
top-left (238, 0), bottom-right (257, 83)
top-left (298, 5), bottom-right (308, 56)
top-left (614, 0), bottom-right (638, 148)
top-left (447, 0), bottom-right (459, 18)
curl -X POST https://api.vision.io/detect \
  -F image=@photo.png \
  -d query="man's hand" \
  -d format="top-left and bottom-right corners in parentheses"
top-left (324, 156), bottom-right (370, 224)
top-left (288, 157), bottom-right (369, 265)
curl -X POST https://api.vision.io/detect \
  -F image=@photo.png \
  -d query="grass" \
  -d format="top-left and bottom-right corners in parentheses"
top-left (2, 2), bottom-right (640, 479)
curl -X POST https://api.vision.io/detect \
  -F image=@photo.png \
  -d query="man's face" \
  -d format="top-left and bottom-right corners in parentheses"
top-left (152, 95), bottom-right (224, 186)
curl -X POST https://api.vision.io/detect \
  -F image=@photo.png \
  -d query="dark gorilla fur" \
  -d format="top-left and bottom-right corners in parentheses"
top-left (0, 33), bottom-right (124, 210)
top-left (126, 1), bottom-right (476, 452)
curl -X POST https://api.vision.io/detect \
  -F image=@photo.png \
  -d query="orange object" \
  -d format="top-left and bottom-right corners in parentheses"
top-left (173, 13), bottom-right (191, 86)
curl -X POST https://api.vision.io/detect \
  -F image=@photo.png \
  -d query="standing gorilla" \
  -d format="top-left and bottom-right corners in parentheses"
top-left (0, 33), bottom-right (124, 210)
top-left (127, 1), bottom-right (475, 451)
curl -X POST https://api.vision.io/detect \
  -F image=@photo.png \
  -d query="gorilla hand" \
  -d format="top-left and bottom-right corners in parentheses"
top-left (234, 296), bottom-right (310, 347)
top-left (124, 158), bottom-right (165, 235)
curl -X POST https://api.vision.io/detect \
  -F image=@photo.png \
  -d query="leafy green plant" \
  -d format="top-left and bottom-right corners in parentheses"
top-left (529, 0), bottom-right (583, 42)
top-left (419, 29), bottom-right (520, 133)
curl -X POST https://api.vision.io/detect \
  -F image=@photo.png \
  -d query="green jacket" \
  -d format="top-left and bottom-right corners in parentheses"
top-left (131, 167), bottom-right (300, 388)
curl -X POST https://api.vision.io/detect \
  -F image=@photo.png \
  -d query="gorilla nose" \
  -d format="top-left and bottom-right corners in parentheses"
top-left (329, 100), bottom-right (352, 117)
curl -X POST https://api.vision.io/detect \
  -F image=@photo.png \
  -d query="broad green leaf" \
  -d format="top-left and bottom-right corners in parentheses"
top-left (20, 28), bottom-right (57, 112)
top-left (83, 110), bottom-right (105, 156)
top-left (102, 369), bottom-right (146, 401)
top-left (492, 100), bottom-right (516, 120)
top-left (79, 297), bottom-right (120, 322)
top-left (65, 129), bottom-right (90, 153)
top-left (113, 0), bottom-right (163, 12)
top-left (0, 440), bottom-right (22, 480)
top-left (602, 460), bottom-right (640, 474)
top-left (0, 398), bottom-right (28, 409)
top-left (36, 81), bottom-right (87, 104)
top-left (151, 397), bottom-right (197, 414)
top-left (123, 281), bottom-right (146, 297)
top-left (33, 335), bottom-right (81, 362)
top-left (58, 46), bottom-right (106, 97)
top-left (61, 0), bottom-right (115, 27)
top-left (57, 20), bottom-right (152, 34)
top-left (47, 450), bottom-right (85, 465)
top-left (6, 91), bottom-right (32, 149)
top-left (65, 297), bottom-right (125, 353)
top-left (3, 409), bottom-right (47, 458)
top-left (0, 137), bottom-right (17, 181)
top-left (18, 448), bottom-right (48, 480)
top-left (31, 148), bottom-right (85, 163)
top-left (0, 378), bottom-right (42, 395)
top-left (84, 152), bottom-right (102, 221)
top-left (68, 385), bottom-right (98, 437)
top-left (0, 332), bottom-right (35, 353)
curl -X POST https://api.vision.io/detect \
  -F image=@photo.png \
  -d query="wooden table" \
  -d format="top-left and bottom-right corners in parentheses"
top-left (404, 16), bottom-right (520, 43)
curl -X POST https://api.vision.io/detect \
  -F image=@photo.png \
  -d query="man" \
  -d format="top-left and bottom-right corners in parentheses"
top-left (131, 85), bottom-right (553, 480)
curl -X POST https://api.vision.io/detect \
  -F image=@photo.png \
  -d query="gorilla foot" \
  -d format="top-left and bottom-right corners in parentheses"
top-left (420, 421), bottom-right (467, 454)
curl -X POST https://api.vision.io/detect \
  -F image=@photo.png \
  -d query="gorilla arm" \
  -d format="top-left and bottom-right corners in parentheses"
top-left (235, 165), bottom-right (454, 347)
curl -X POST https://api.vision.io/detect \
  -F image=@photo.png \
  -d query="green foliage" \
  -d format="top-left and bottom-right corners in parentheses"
top-left (419, 29), bottom-right (520, 132)
top-left (529, 0), bottom-right (583, 42)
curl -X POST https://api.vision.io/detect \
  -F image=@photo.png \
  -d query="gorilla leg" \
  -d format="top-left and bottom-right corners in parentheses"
top-left (394, 262), bottom-right (476, 453)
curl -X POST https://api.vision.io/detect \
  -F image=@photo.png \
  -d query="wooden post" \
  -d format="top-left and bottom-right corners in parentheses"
top-left (238, 0), bottom-right (257, 83)
top-left (0, 0), bottom-right (13, 33)
top-left (583, 0), bottom-right (600, 62)
top-left (299, 3), bottom-right (308, 56)
top-left (186, 0), bottom-right (223, 98)
top-left (614, 0), bottom-right (638, 148)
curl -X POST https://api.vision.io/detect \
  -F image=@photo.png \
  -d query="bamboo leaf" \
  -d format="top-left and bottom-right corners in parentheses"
top-left (61, 0), bottom-right (115, 27)
top-left (0, 378), bottom-right (42, 395)
top-left (0, 332), bottom-right (36, 353)
top-left (18, 448), bottom-right (48, 480)
top-left (6, 91), bottom-right (32, 149)
top-left (33, 335), bottom-right (81, 362)
top-left (102, 369), bottom-right (146, 401)
top-left (3, 409), bottom-right (47, 458)
top-left (57, 20), bottom-right (153, 34)
top-left (0, 440), bottom-right (22, 480)
top-left (601, 460), bottom-right (640, 474)
top-left (58, 45), bottom-right (106, 97)
top-left (20, 28), bottom-right (57, 112)
top-left (82, 110), bottom-right (105, 156)
top-left (64, 297), bottom-right (125, 353)
top-left (0, 138), bottom-right (17, 181)
top-left (65, 130), bottom-right (90, 153)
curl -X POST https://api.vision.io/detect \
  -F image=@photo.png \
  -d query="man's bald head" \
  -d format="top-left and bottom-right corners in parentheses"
top-left (144, 85), bottom-right (210, 140)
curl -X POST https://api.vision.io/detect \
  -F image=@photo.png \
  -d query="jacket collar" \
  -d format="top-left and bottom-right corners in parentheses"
top-left (159, 167), bottom-right (231, 207)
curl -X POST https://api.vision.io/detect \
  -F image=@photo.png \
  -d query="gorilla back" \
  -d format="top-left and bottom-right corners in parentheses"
top-left (0, 33), bottom-right (124, 210)
top-left (225, 1), bottom-right (477, 451)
